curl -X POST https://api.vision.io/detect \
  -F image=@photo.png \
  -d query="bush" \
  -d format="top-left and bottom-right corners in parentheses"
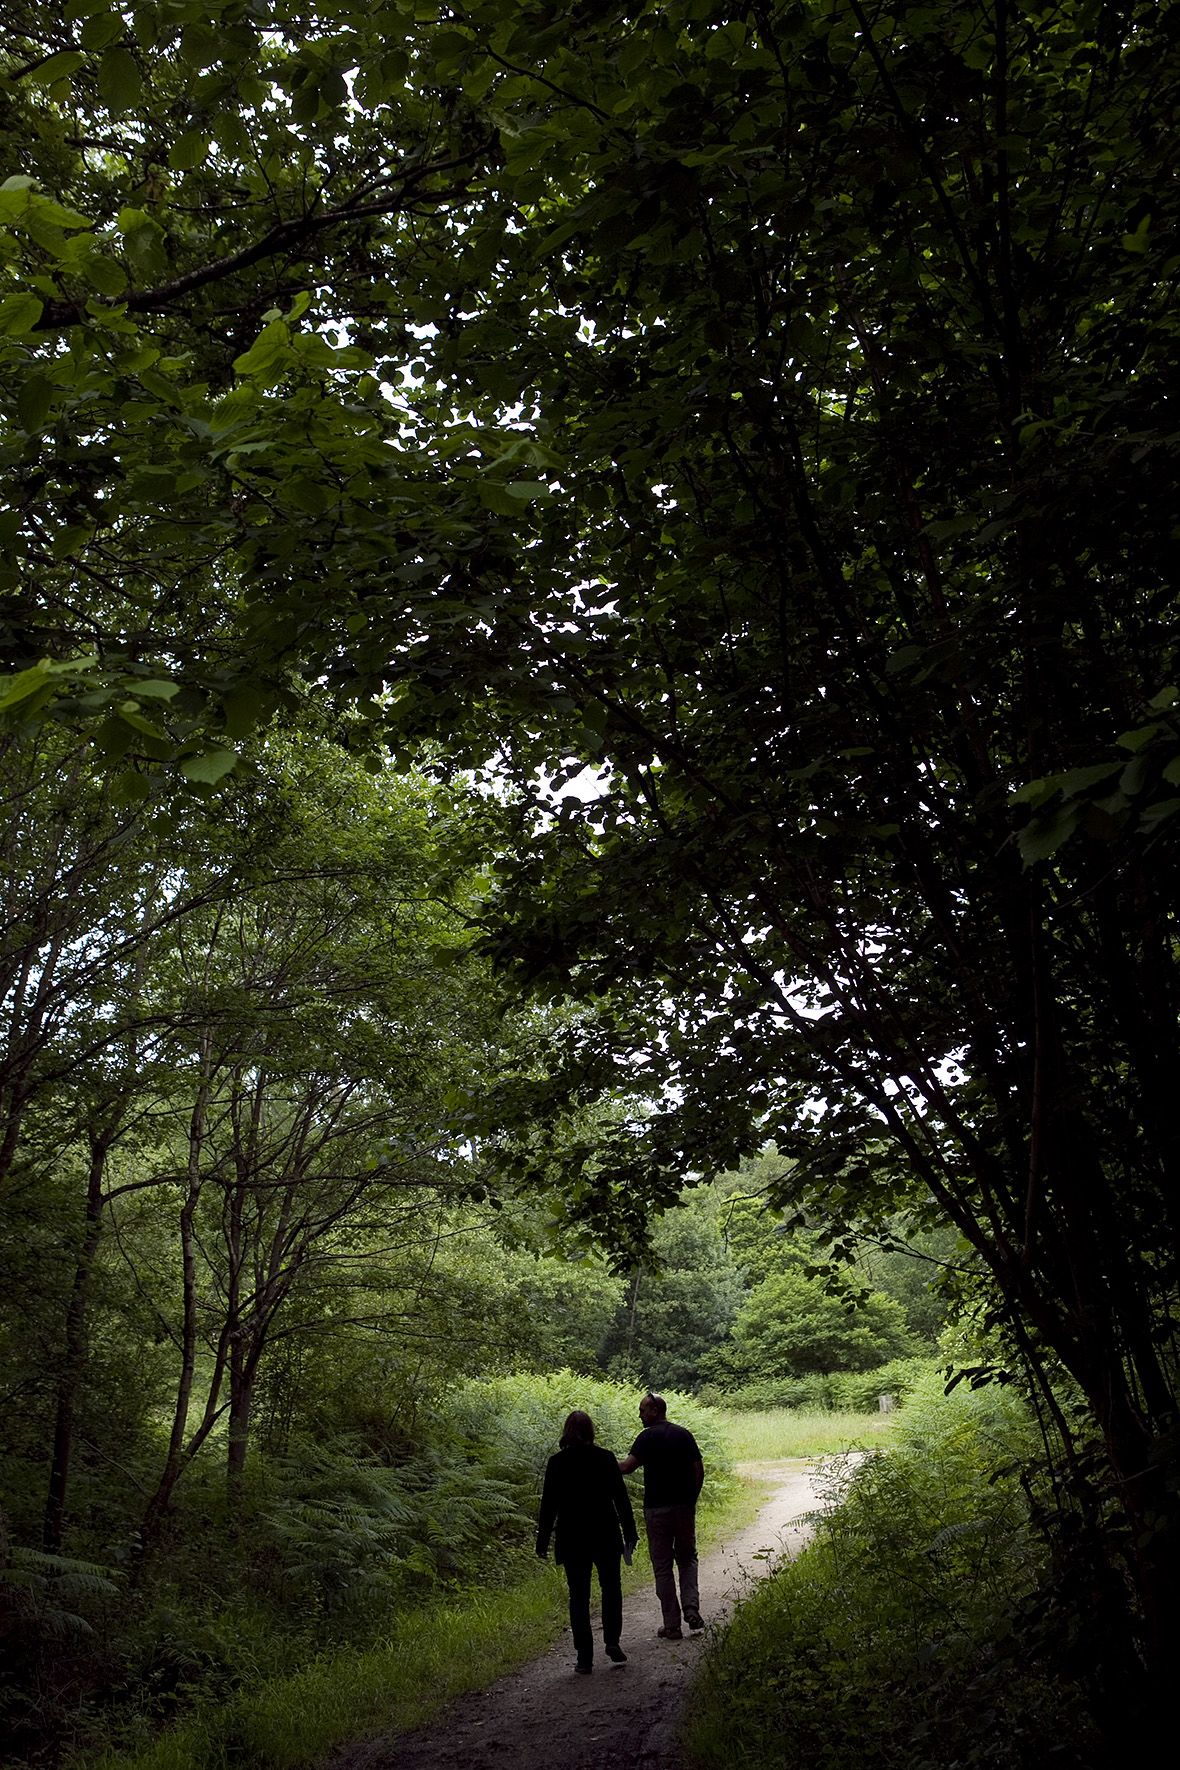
top-left (444, 1369), bottom-right (734, 1520)
top-left (698, 1373), bottom-right (847, 1411)
top-left (829, 1355), bottom-right (942, 1413)
top-left (7, 1371), bottom-right (732, 1768)
top-left (710, 1269), bottom-right (915, 1387)
top-left (0, 1546), bottom-right (122, 1760)
top-left (702, 1355), bottom-right (941, 1414)
top-left (684, 1376), bottom-right (1100, 1770)
top-left (255, 1441), bottom-right (531, 1618)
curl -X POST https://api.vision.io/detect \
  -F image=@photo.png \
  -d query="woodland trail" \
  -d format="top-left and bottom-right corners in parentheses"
top-left (328, 1459), bottom-right (831, 1770)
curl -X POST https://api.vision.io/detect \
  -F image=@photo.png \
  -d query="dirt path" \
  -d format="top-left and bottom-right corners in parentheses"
top-left (331, 1460), bottom-right (828, 1770)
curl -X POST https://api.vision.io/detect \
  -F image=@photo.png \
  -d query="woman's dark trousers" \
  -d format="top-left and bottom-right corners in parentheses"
top-left (562, 1548), bottom-right (623, 1664)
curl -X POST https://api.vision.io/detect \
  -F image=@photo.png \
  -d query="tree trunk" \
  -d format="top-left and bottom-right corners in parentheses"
top-left (42, 1128), bottom-right (115, 1554)
top-left (138, 1037), bottom-right (217, 1559)
top-left (226, 1351), bottom-right (255, 1489)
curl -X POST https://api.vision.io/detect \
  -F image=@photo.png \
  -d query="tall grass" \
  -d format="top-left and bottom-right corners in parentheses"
top-left (90, 1571), bottom-right (565, 1770)
top-left (717, 1407), bottom-right (898, 1460)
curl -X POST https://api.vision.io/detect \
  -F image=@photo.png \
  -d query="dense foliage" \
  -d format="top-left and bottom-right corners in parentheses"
top-left (596, 1160), bottom-right (948, 1391)
top-left (0, 724), bottom-right (933, 1765)
top-left (0, 732), bottom-right (621, 1762)
top-left (686, 1377), bottom-right (1104, 1770)
top-left (4, 0), bottom-right (1180, 1750)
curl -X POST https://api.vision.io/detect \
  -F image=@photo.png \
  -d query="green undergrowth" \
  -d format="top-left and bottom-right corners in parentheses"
top-left (86, 1380), bottom-right (752, 1770)
top-left (89, 1572), bottom-right (564, 1770)
top-left (700, 1356), bottom-right (940, 1416)
top-left (90, 1476), bottom-right (756, 1770)
top-left (684, 1374), bottom-right (1101, 1770)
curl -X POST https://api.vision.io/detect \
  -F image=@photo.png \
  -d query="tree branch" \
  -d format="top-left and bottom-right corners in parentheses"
top-left (33, 143), bottom-right (492, 333)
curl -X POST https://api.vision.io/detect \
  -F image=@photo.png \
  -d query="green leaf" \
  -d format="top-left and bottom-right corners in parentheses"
top-left (17, 375), bottom-right (54, 432)
top-left (1117, 722), bottom-right (1161, 753)
top-left (168, 131), bottom-right (208, 172)
top-left (117, 704), bottom-right (168, 742)
top-left (26, 51), bottom-right (87, 87)
top-left (537, 216), bottom-right (585, 257)
top-left (1139, 798), bottom-right (1180, 828)
top-left (92, 715), bottom-right (134, 760)
top-left (233, 319), bottom-right (291, 377)
top-left (98, 46), bottom-right (143, 112)
top-left (52, 524), bottom-right (92, 559)
top-left (220, 685), bottom-right (264, 739)
top-left (0, 293), bottom-right (44, 337)
top-left (78, 250), bottom-right (128, 296)
top-left (136, 367), bottom-right (182, 405)
top-left (178, 746), bottom-right (238, 784)
top-left (0, 663), bottom-right (52, 712)
top-left (1058, 763), bottom-right (1123, 797)
top-left (1017, 808), bottom-right (1078, 865)
top-left (214, 112), bottom-right (252, 157)
top-left (179, 22), bottom-right (222, 70)
top-left (108, 769), bottom-right (151, 805)
top-left (80, 10), bottom-right (126, 51)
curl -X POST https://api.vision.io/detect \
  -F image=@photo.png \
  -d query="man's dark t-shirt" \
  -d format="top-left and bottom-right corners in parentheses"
top-left (627, 1421), bottom-right (703, 1508)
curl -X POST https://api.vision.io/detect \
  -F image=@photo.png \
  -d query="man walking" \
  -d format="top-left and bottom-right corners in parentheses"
top-left (618, 1392), bottom-right (705, 1640)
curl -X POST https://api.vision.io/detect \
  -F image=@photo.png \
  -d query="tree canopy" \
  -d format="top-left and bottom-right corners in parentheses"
top-left (722, 1268), bottom-right (914, 1382)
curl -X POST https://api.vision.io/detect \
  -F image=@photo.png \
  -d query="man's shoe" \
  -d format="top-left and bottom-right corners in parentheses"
top-left (575, 1659), bottom-right (593, 1674)
top-left (605, 1644), bottom-right (627, 1663)
top-left (657, 1625), bottom-right (683, 1640)
top-left (684, 1609), bottom-right (705, 1631)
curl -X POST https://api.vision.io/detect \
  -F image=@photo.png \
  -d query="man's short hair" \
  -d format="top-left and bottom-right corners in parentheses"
top-left (641, 1392), bottom-right (668, 1418)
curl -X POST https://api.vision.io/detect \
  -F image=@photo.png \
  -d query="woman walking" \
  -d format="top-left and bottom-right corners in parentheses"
top-left (536, 1409), bottom-right (639, 1674)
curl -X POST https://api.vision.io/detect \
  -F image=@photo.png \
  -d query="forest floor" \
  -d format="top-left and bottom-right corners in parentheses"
top-left (327, 1459), bottom-right (829, 1770)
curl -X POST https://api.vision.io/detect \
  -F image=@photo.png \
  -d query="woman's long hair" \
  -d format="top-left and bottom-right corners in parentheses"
top-left (559, 1409), bottom-right (596, 1449)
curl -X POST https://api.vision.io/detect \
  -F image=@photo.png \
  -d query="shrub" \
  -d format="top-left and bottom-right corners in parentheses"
top-left (449, 1369), bottom-right (729, 1469)
top-left (829, 1355), bottom-right (942, 1413)
top-left (712, 1270), bottom-right (915, 1387)
top-left (444, 1369), bottom-right (734, 1520)
top-left (702, 1355), bottom-right (941, 1414)
top-left (684, 1377), bottom-right (1100, 1770)
top-left (697, 1373), bottom-right (847, 1411)
top-left (260, 1444), bottom-right (526, 1612)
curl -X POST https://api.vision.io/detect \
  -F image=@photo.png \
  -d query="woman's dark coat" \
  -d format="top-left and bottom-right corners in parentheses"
top-left (535, 1443), bottom-right (638, 1565)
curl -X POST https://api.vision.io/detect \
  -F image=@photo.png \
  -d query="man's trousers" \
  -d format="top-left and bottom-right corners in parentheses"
top-left (643, 1502), bottom-right (699, 1630)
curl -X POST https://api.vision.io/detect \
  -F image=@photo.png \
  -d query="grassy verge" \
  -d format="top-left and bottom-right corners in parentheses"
top-left (91, 1469), bottom-right (761, 1770)
top-left (683, 1383), bottom-right (1101, 1770)
top-left (716, 1407), bottom-right (899, 1460)
top-left (89, 1572), bottom-right (561, 1770)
